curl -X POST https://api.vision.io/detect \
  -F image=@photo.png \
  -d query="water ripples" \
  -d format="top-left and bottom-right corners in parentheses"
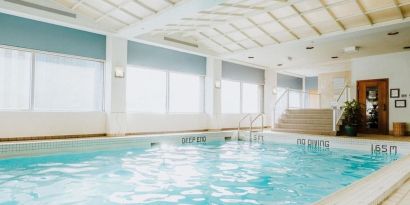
top-left (0, 141), bottom-right (398, 205)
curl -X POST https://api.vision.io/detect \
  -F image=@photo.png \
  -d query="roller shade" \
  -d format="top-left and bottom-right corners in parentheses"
top-left (305, 76), bottom-right (318, 91)
top-left (222, 61), bottom-right (265, 84)
top-left (277, 73), bottom-right (303, 90)
top-left (0, 12), bottom-right (106, 60)
top-left (127, 41), bottom-right (206, 75)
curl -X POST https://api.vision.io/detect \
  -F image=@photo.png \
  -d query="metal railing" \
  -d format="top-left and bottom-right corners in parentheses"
top-left (237, 114), bottom-right (251, 138)
top-left (250, 113), bottom-right (264, 139)
top-left (332, 85), bottom-right (351, 131)
top-left (272, 88), bottom-right (321, 128)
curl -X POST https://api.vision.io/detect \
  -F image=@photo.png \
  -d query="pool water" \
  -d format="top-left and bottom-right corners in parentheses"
top-left (0, 141), bottom-right (398, 205)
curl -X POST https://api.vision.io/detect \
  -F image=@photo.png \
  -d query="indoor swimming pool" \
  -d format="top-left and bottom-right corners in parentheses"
top-left (0, 138), bottom-right (399, 205)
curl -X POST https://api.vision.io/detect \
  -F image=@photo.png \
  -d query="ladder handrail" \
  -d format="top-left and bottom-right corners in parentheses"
top-left (237, 114), bottom-right (251, 137)
top-left (250, 113), bottom-right (264, 139)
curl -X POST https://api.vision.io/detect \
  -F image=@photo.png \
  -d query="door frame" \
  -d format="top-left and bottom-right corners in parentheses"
top-left (356, 78), bottom-right (389, 135)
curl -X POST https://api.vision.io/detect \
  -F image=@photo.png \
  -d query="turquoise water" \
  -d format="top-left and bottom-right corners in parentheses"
top-left (0, 141), bottom-right (398, 205)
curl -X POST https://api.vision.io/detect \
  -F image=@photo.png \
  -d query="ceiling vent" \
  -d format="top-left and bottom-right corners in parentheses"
top-left (343, 46), bottom-right (359, 53)
top-left (164, 37), bottom-right (199, 48)
top-left (5, 0), bottom-right (77, 18)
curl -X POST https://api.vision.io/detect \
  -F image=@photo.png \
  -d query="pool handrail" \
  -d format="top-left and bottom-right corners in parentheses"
top-left (250, 113), bottom-right (264, 139)
top-left (237, 114), bottom-right (252, 138)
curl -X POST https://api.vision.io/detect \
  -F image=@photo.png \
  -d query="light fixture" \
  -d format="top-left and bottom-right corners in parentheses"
top-left (215, 81), bottom-right (221, 88)
top-left (331, 56), bottom-right (339, 59)
top-left (388, 31), bottom-right (399, 36)
top-left (344, 46), bottom-right (359, 53)
top-left (114, 66), bottom-right (125, 78)
top-left (248, 56), bottom-right (254, 59)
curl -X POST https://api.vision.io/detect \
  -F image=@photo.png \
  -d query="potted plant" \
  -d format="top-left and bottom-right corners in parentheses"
top-left (343, 100), bottom-right (362, 136)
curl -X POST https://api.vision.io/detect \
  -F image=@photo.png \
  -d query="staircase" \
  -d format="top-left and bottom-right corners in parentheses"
top-left (273, 109), bottom-right (336, 135)
top-left (272, 86), bottom-right (350, 136)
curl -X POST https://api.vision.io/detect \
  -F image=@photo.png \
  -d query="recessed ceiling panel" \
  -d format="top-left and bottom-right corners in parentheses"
top-left (369, 8), bottom-right (402, 23)
top-left (339, 15), bottom-right (371, 28)
top-left (293, 0), bottom-right (322, 12)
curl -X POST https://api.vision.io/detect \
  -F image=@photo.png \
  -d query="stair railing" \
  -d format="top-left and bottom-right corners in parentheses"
top-left (272, 88), bottom-right (321, 128)
top-left (332, 85), bottom-right (351, 132)
top-left (237, 114), bottom-right (251, 138)
top-left (250, 113), bottom-right (264, 139)
top-left (273, 89), bottom-right (289, 128)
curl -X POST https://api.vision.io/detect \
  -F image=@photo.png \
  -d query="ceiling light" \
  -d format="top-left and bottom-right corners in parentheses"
top-left (388, 31), bottom-right (399, 36)
top-left (248, 56), bottom-right (254, 59)
top-left (306, 46), bottom-right (314, 50)
top-left (344, 46), bottom-right (359, 53)
top-left (404, 46), bottom-right (410, 50)
top-left (331, 56), bottom-right (339, 59)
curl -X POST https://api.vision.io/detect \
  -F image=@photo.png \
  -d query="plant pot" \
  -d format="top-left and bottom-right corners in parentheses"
top-left (345, 125), bottom-right (358, 137)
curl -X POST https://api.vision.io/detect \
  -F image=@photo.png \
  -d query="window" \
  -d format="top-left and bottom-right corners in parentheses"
top-left (242, 83), bottom-right (260, 113)
top-left (0, 48), bottom-right (31, 110)
top-left (169, 72), bottom-right (203, 113)
top-left (33, 54), bottom-right (104, 111)
top-left (221, 80), bottom-right (262, 114)
top-left (127, 67), bottom-right (205, 113)
top-left (221, 80), bottom-right (241, 113)
top-left (0, 46), bottom-right (105, 112)
top-left (127, 67), bottom-right (167, 113)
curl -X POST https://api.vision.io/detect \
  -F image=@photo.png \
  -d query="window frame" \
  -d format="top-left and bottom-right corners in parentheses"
top-left (221, 79), bottom-right (263, 114)
top-left (126, 66), bottom-right (205, 114)
top-left (0, 45), bottom-right (105, 112)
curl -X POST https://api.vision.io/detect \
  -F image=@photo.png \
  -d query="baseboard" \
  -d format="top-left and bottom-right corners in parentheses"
top-left (388, 130), bottom-right (410, 136)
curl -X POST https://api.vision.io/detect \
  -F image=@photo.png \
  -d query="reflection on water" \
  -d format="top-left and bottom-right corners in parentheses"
top-left (0, 141), bottom-right (398, 205)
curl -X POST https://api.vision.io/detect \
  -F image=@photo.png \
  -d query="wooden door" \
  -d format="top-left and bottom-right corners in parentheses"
top-left (357, 79), bottom-right (389, 134)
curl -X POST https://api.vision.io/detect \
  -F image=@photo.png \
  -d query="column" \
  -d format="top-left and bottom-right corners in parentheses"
top-left (205, 57), bottom-right (222, 130)
top-left (105, 36), bottom-right (128, 136)
top-left (264, 68), bottom-right (277, 129)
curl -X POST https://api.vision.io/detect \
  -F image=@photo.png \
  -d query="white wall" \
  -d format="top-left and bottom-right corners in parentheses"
top-left (0, 112), bottom-right (106, 138)
top-left (0, 38), bottom-right (277, 138)
top-left (127, 114), bottom-right (208, 133)
top-left (351, 51), bottom-right (410, 131)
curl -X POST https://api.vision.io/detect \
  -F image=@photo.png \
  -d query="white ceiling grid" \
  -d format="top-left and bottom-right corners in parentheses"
top-left (55, 0), bottom-right (410, 54)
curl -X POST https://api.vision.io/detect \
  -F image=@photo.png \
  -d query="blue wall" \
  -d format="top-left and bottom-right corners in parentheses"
top-left (222, 61), bottom-right (265, 84)
top-left (277, 73), bottom-right (303, 90)
top-left (305, 76), bottom-right (318, 91)
top-left (128, 41), bottom-right (206, 75)
top-left (0, 12), bottom-right (106, 60)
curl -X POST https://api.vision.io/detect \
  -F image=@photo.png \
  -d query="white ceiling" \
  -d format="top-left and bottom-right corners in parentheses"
top-left (1, 0), bottom-right (410, 75)
top-left (228, 19), bottom-right (410, 76)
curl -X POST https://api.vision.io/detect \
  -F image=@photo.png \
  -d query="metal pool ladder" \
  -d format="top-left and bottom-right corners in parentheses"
top-left (237, 113), bottom-right (264, 141)
top-left (250, 113), bottom-right (264, 141)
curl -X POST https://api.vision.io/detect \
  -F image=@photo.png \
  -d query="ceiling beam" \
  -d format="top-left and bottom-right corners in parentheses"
top-left (267, 12), bottom-right (300, 40)
top-left (118, 0), bottom-right (225, 37)
top-left (132, 0), bottom-right (157, 13)
top-left (354, 0), bottom-right (373, 25)
top-left (392, 0), bottom-right (404, 19)
top-left (199, 32), bottom-right (232, 52)
top-left (247, 18), bottom-right (279, 43)
top-left (229, 23), bottom-right (263, 47)
top-left (318, 0), bottom-right (345, 30)
top-left (290, 5), bottom-right (321, 35)
top-left (97, 0), bottom-right (142, 23)
top-left (213, 28), bottom-right (247, 50)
